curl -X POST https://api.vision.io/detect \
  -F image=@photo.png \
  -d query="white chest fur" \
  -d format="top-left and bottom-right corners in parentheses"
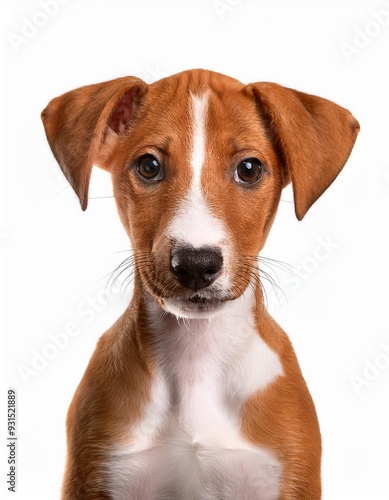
top-left (107, 291), bottom-right (284, 499)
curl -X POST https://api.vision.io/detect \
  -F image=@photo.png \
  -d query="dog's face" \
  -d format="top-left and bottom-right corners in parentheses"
top-left (108, 75), bottom-right (285, 318)
top-left (42, 70), bottom-right (359, 318)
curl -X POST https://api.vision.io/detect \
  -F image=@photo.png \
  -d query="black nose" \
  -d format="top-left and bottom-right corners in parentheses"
top-left (171, 247), bottom-right (223, 290)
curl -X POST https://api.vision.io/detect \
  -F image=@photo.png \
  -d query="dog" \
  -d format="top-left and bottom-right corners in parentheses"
top-left (42, 69), bottom-right (359, 499)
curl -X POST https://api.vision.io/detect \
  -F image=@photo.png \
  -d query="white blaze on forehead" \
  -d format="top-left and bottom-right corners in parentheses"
top-left (190, 92), bottom-right (208, 187)
top-left (167, 92), bottom-right (228, 248)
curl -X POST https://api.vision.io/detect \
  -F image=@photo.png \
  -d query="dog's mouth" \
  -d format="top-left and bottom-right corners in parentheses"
top-left (185, 292), bottom-right (228, 311)
top-left (188, 294), bottom-right (215, 305)
top-left (162, 292), bottom-right (229, 318)
top-left (146, 279), bottom-right (234, 318)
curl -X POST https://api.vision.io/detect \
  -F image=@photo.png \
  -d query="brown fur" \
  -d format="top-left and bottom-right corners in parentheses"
top-left (41, 69), bottom-right (359, 499)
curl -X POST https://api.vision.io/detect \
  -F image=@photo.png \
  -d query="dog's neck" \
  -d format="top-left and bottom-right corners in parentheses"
top-left (142, 281), bottom-right (266, 364)
top-left (132, 282), bottom-right (283, 430)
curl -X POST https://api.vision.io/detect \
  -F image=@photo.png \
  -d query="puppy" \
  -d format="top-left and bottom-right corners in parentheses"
top-left (42, 69), bottom-right (359, 499)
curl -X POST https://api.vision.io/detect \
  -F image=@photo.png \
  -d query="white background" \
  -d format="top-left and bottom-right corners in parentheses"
top-left (1, 0), bottom-right (389, 498)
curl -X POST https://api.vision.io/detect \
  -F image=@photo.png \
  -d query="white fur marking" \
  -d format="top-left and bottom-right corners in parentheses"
top-left (190, 92), bottom-right (208, 188)
top-left (107, 290), bottom-right (284, 499)
top-left (167, 92), bottom-right (227, 250)
top-left (166, 189), bottom-right (228, 249)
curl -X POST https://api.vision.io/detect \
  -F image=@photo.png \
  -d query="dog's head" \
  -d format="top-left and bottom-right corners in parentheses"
top-left (42, 69), bottom-right (359, 318)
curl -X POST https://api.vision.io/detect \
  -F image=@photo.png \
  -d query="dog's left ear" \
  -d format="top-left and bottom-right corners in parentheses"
top-left (41, 76), bottom-right (148, 210)
top-left (247, 83), bottom-right (360, 220)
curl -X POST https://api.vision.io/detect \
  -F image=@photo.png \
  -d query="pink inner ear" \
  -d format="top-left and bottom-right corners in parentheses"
top-left (108, 90), bottom-right (136, 134)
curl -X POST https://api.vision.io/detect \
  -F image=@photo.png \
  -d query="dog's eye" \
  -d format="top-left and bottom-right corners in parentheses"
top-left (135, 154), bottom-right (163, 181)
top-left (234, 158), bottom-right (263, 184)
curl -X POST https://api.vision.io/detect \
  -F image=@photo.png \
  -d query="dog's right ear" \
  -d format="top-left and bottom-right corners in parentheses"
top-left (41, 77), bottom-right (148, 210)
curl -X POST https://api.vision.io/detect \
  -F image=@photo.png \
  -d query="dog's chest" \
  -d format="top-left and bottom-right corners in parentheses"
top-left (107, 297), bottom-right (283, 499)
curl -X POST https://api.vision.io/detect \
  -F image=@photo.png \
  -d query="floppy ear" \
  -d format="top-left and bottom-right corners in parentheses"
top-left (247, 83), bottom-right (360, 220)
top-left (41, 76), bottom-right (148, 210)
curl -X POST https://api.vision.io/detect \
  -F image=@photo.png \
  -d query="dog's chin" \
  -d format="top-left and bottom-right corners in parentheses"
top-left (161, 295), bottom-right (229, 320)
